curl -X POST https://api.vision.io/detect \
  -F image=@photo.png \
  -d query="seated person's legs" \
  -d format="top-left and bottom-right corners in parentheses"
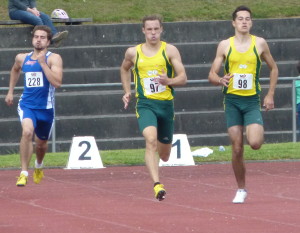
top-left (38, 12), bottom-right (58, 35)
top-left (9, 10), bottom-right (43, 25)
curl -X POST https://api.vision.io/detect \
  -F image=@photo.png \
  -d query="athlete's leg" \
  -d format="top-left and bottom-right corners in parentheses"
top-left (145, 128), bottom-right (169, 201)
top-left (20, 118), bottom-right (35, 171)
top-left (143, 126), bottom-right (159, 183)
top-left (35, 136), bottom-right (48, 165)
top-left (33, 108), bottom-right (53, 165)
top-left (246, 123), bottom-right (264, 150)
top-left (157, 141), bottom-right (172, 162)
top-left (228, 125), bottom-right (245, 189)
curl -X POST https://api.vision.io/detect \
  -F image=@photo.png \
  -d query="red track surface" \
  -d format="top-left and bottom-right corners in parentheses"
top-left (1, 161), bottom-right (300, 233)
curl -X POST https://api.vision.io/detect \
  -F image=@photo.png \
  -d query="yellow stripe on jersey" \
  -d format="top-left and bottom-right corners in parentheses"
top-left (223, 35), bottom-right (262, 96)
top-left (132, 41), bottom-right (175, 100)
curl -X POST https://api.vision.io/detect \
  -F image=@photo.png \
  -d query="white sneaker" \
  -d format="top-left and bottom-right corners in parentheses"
top-left (232, 189), bottom-right (247, 204)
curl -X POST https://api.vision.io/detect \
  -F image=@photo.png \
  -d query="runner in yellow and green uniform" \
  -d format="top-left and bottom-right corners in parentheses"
top-left (209, 6), bottom-right (278, 204)
top-left (223, 35), bottom-right (264, 128)
top-left (120, 15), bottom-right (187, 201)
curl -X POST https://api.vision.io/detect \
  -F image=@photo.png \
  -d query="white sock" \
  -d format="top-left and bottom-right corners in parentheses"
top-left (20, 171), bottom-right (28, 177)
top-left (238, 189), bottom-right (246, 192)
top-left (35, 160), bottom-right (44, 169)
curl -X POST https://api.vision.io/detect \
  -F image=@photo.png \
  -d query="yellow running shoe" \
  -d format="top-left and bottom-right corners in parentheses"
top-left (16, 174), bottom-right (28, 186)
top-left (154, 184), bottom-right (166, 201)
top-left (33, 168), bottom-right (44, 184)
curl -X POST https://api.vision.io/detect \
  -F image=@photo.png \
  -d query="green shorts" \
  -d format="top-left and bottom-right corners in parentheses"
top-left (136, 98), bottom-right (174, 144)
top-left (224, 94), bottom-right (263, 128)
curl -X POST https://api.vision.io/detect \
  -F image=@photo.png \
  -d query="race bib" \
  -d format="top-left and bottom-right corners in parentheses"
top-left (144, 77), bottom-right (166, 95)
top-left (25, 72), bottom-right (44, 88)
top-left (233, 73), bottom-right (253, 90)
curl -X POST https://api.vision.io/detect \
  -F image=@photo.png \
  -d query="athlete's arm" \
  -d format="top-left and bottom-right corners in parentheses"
top-left (120, 47), bottom-right (135, 109)
top-left (257, 37), bottom-right (278, 111)
top-left (208, 39), bottom-right (232, 87)
top-left (159, 44), bottom-right (187, 86)
top-left (5, 53), bottom-right (26, 106)
top-left (39, 51), bottom-right (63, 88)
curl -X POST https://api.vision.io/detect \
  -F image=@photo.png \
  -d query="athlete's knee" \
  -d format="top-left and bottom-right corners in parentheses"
top-left (160, 156), bottom-right (170, 162)
top-left (36, 142), bottom-right (47, 151)
top-left (22, 128), bottom-right (34, 140)
top-left (145, 136), bottom-right (157, 150)
top-left (248, 136), bottom-right (263, 150)
top-left (249, 141), bottom-right (262, 150)
top-left (231, 145), bottom-right (243, 159)
top-left (246, 124), bottom-right (264, 150)
top-left (158, 144), bottom-right (171, 162)
top-left (159, 153), bottom-right (170, 162)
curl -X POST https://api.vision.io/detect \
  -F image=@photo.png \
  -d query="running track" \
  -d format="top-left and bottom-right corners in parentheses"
top-left (1, 161), bottom-right (300, 233)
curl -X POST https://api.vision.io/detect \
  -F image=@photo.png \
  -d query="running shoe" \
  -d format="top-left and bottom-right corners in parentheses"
top-left (33, 168), bottom-right (44, 184)
top-left (16, 174), bottom-right (28, 186)
top-left (154, 184), bottom-right (166, 201)
top-left (232, 189), bottom-right (247, 203)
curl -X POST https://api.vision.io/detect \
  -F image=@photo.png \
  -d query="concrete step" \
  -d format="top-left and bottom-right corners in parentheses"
top-left (0, 61), bottom-right (298, 89)
top-left (1, 39), bottom-right (299, 71)
top-left (0, 84), bottom-right (293, 118)
top-left (0, 108), bottom-right (293, 154)
top-left (0, 108), bottom-right (292, 143)
top-left (0, 18), bottom-right (299, 48)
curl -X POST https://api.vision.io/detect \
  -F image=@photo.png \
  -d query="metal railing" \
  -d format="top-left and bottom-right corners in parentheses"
top-left (0, 77), bottom-right (299, 152)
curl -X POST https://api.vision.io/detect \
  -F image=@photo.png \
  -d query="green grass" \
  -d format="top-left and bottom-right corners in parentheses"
top-left (0, 142), bottom-right (299, 169)
top-left (1, 0), bottom-right (299, 23)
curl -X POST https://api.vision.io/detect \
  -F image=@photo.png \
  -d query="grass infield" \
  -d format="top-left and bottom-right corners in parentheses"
top-left (1, 0), bottom-right (299, 24)
top-left (0, 142), bottom-right (299, 169)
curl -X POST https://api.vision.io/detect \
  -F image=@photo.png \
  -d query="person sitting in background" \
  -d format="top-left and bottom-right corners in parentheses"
top-left (8, 0), bottom-right (68, 48)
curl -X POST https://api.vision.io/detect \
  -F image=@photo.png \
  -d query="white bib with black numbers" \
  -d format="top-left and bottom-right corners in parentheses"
top-left (233, 73), bottom-right (253, 90)
top-left (143, 77), bottom-right (166, 95)
top-left (25, 72), bottom-right (44, 88)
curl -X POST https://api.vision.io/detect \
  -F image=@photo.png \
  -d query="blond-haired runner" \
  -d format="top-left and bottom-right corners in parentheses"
top-left (208, 6), bottom-right (278, 203)
top-left (120, 15), bottom-right (187, 201)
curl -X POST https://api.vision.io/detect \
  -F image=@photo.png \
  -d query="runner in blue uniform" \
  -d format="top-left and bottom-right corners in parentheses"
top-left (5, 25), bottom-right (63, 186)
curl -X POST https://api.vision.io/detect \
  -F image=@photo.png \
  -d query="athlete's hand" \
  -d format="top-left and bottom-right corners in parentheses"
top-left (122, 93), bottom-right (131, 109)
top-left (157, 69), bottom-right (169, 86)
top-left (219, 73), bottom-right (233, 87)
top-left (5, 93), bottom-right (14, 106)
top-left (37, 50), bottom-right (47, 65)
top-left (263, 94), bottom-right (274, 111)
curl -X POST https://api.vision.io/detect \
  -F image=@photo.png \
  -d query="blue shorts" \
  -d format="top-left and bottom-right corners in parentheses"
top-left (18, 105), bottom-right (54, 140)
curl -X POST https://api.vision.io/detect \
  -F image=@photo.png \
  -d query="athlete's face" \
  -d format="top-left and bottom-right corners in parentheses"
top-left (32, 30), bottom-right (50, 51)
top-left (232, 11), bottom-right (252, 33)
top-left (142, 20), bottom-right (163, 44)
